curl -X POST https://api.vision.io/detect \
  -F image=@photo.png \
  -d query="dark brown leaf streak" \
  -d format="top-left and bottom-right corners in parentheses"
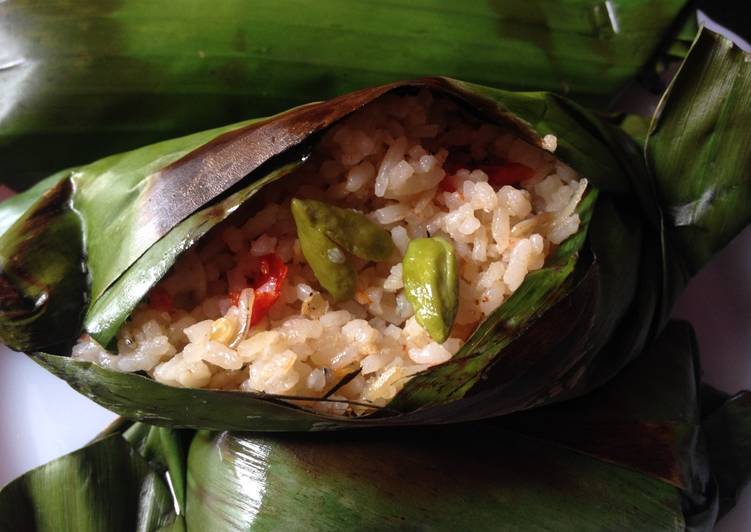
top-left (0, 170), bottom-right (70, 236)
top-left (503, 321), bottom-right (708, 493)
top-left (0, 177), bottom-right (87, 352)
top-left (513, 417), bottom-right (690, 488)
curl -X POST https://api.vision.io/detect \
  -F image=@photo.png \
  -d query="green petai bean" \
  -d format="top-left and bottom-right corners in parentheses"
top-left (402, 237), bottom-right (459, 343)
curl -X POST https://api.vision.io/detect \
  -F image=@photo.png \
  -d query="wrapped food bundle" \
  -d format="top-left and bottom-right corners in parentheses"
top-left (0, 30), bottom-right (749, 430)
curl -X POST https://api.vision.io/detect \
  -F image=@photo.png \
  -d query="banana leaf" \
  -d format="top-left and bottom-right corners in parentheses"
top-left (0, 434), bottom-right (177, 531)
top-left (646, 26), bottom-right (751, 276)
top-left (1, 28), bottom-right (749, 431)
top-left (0, 0), bottom-right (692, 191)
top-left (2, 321), bottom-right (750, 531)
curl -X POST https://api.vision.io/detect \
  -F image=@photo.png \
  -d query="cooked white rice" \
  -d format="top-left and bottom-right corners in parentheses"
top-left (73, 91), bottom-right (587, 415)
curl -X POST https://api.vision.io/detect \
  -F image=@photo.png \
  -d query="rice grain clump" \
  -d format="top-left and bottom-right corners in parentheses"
top-left (74, 91), bottom-right (587, 414)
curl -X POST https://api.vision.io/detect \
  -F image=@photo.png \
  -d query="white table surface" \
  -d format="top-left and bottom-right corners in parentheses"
top-left (1, 226), bottom-right (749, 529)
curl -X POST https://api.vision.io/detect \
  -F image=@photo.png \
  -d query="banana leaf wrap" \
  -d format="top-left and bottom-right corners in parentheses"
top-left (0, 29), bottom-right (749, 431)
top-left (2, 322), bottom-right (750, 531)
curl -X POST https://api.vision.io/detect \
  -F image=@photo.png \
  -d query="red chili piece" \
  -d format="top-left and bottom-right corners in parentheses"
top-left (148, 286), bottom-right (173, 312)
top-left (230, 253), bottom-right (289, 325)
top-left (251, 253), bottom-right (288, 325)
top-left (442, 151), bottom-right (533, 190)
top-left (482, 162), bottom-right (534, 186)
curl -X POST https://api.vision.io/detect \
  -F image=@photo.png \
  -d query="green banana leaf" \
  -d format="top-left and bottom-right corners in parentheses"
top-left (646, 26), bottom-right (751, 276)
top-left (704, 391), bottom-right (751, 519)
top-left (1, 28), bottom-right (749, 431)
top-left (0, 434), bottom-right (177, 531)
top-left (2, 322), bottom-right (750, 531)
top-left (0, 0), bottom-right (692, 191)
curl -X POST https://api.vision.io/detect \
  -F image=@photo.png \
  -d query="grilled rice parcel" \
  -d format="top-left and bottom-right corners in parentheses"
top-left (1, 31), bottom-right (748, 429)
top-left (72, 91), bottom-right (587, 414)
